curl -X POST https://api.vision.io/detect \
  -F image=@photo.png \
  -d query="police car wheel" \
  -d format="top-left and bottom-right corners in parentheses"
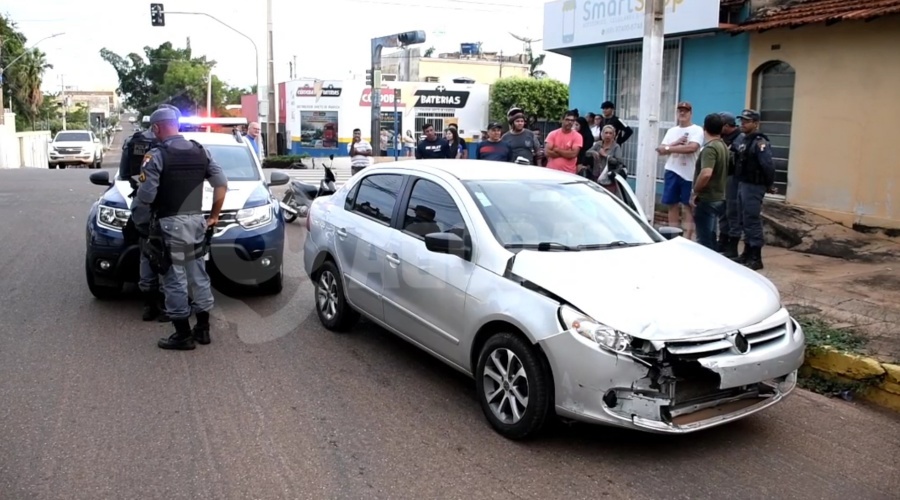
top-left (85, 257), bottom-right (121, 299)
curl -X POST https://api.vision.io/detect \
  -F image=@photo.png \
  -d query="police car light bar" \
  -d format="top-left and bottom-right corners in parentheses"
top-left (179, 116), bottom-right (248, 126)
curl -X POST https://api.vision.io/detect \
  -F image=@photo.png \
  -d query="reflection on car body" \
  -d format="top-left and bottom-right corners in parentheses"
top-left (302, 159), bottom-right (805, 440)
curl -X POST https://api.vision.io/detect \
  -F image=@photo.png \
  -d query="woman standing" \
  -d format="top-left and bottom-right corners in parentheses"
top-left (444, 128), bottom-right (463, 159)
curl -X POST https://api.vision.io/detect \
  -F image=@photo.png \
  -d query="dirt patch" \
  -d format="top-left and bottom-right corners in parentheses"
top-left (854, 274), bottom-right (900, 292)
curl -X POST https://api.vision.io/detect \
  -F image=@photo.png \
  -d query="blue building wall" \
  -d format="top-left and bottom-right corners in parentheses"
top-left (565, 31), bottom-right (750, 197)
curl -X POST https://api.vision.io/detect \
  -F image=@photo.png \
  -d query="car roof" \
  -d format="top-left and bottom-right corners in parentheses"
top-left (377, 159), bottom-right (581, 183)
top-left (181, 132), bottom-right (245, 146)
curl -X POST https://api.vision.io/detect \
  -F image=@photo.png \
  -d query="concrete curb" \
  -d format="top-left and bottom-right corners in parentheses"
top-left (801, 347), bottom-right (900, 412)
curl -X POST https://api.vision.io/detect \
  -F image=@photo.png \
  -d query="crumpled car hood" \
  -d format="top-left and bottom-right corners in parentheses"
top-left (510, 238), bottom-right (782, 340)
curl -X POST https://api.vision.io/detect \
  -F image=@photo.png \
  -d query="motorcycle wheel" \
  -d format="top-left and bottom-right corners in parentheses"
top-left (282, 193), bottom-right (298, 224)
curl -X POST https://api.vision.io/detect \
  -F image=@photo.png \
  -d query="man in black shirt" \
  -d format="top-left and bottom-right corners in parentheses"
top-left (415, 124), bottom-right (450, 159)
top-left (476, 122), bottom-right (513, 161)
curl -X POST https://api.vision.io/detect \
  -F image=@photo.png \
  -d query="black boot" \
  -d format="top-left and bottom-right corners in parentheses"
top-left (721, 236), bottom-right (740, 259)
top-left (142, 291), bottom-right (161, 321)
top-left (745, 246), bottom-right (764, 271)
top-left (715, 234), bottom-right (729, 253)
top-left (732, 241), bottom-right (751, 264)
top-left (158, 319), bottom-right (196, 350)
top-left (193, 311), bottom-right (211, 345)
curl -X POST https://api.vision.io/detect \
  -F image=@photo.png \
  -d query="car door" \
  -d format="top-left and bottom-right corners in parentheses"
top-left (382, 175), bottom-right (476, 361)
top-left (333, 173), bottom-right (404, 322)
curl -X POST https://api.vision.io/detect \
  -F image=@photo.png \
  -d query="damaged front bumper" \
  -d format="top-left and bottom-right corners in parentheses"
top-left (539, 309), bottom-right (805, 434)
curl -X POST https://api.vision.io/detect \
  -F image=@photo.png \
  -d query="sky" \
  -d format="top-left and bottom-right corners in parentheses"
top-left (2, 0), bottom-right (571, 94)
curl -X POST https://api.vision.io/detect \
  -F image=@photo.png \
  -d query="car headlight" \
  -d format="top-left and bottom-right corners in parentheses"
top-left (559, 305), bottom-right (633, 352)
top-left (98, 205), bottom-right (131, 231)
top-left (236, 203), bottom-right (273, 229)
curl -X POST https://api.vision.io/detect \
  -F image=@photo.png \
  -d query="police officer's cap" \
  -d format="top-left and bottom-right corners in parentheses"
top-left (719, 112), bottom-right (737, 126)
top-left (149, 106), bottom-right (179, 124)
top-left (740, 109), bottom-right (761, 122)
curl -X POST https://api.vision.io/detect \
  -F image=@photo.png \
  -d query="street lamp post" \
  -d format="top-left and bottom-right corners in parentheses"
top-left (369, 31), bottom-right (426, 156)
top-left (0, 32), bottom-right (65, 125)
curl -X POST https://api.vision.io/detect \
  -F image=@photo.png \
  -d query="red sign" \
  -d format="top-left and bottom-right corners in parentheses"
top-left (359, 88), bottom-right (406, 107)
top-left (278, 83), bottom-right (286, 123)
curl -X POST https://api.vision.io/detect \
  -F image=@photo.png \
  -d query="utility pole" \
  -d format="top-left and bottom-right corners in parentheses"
top-left (634, 0), bottom-right (666, 223)
top-left (265, 0), bottom-right (277, 157)
top-left (61, 74), bottom-right (67, 131)
top-left (370, 31), bottom-right (426, 155)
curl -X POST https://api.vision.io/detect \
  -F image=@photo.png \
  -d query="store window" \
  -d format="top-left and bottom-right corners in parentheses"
top-left (605, 40), bottom-right (681, 180)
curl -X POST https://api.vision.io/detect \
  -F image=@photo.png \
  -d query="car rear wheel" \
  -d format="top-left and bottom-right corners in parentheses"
top-left (314, 260), bottom-right (358, 332)
top-left (85, 256), bottom-right (121, 299)
top-left (475, 332), bottom-right (553, 440)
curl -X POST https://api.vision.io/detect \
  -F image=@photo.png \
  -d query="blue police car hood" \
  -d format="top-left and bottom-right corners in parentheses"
top-left (111, 179), bottom-right (270, 212)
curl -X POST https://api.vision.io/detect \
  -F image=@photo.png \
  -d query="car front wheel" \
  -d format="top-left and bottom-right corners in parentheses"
top-left (476, 332), bottom-right (553, 440)
top-left (314, 260), bottom-right (359, 332)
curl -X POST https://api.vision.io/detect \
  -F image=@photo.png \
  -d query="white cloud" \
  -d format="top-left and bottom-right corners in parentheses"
top-left (4, 0), bottom-right (569, 94)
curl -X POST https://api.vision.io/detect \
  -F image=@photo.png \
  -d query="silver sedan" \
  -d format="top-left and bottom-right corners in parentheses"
top-left (302, 160), bottom-right (805, 440)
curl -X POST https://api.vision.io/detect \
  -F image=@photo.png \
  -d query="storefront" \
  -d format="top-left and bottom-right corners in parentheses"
top-left (284, 79), bottom-right (490, 157)
top-left (544, 0), bottom-right (750, 189)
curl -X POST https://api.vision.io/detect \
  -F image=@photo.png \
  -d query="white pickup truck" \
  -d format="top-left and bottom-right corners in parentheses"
top-left (48, 130), bottom-right (104, 169)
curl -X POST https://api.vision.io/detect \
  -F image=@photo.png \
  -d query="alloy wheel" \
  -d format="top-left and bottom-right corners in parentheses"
top-left (481, 348), bottom-right (529, 424)
top-left (316, 270), bottom-right (338, 321)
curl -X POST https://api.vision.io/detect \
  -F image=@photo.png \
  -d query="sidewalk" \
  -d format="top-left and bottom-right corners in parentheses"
top-left (760, 247), bottom-right (900, 363)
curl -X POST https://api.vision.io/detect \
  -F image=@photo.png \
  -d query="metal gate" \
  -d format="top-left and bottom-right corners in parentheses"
top-left (414, 111), bottom-right (456, 141)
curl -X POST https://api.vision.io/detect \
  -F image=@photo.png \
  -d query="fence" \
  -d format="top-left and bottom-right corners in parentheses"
top-left (0, 113), bottom-right (52, 169)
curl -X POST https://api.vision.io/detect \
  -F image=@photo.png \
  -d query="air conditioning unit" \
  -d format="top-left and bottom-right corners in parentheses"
top-left (382, 74), bottom-right (398, 82)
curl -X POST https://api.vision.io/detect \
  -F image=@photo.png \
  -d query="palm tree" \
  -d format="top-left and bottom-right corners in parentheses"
top-left (11, 48), bottom-right (53, 128)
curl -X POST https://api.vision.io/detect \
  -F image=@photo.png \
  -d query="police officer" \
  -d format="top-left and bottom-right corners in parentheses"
top-left (732, 109), bottom-right (776, 271)
top-left (717, 112), bottom-right (744, 256)
top-left (132, 106), bottom-right (228, 350)
top-left (121, 106), bottom-right (180, 322)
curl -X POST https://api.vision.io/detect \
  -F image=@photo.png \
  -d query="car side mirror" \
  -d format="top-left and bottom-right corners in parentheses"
top-left (657, 226), bottom-right (684, 240)
top-left (268, 171), bottom-right (290, 186)
top-left (424, 232), bottom-right (466, 256)
top-left (89, 171), bottom-right (112, 186)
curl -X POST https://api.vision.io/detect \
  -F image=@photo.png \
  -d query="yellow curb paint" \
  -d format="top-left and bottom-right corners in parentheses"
top-left (802, 347), bottom-right (900, 413)
top-left (883, 363), bottom-right (900, 385)
top-left (805, 348), bottom-right (886, 380)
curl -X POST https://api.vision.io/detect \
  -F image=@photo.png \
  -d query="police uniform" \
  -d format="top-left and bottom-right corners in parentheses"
top-left (132, 107), bottom-right (229, 350)
top-left (120, 128), bottom-right (168, 321)
top-left (716, 111), bottom-right (744, 257)
top-left (733, 109), bottom-right (775, 270)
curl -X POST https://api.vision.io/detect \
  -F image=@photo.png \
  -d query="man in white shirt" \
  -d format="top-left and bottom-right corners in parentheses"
top-left (657, 101), bottom-right (704, 240)
top-left (349, 128), bottom-right (373, 175)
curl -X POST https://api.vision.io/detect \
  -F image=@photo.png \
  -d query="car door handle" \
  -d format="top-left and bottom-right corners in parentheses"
top-left (336, 227), bottom-right (348, 238)
top-left (386, 254), bottom-right (400, 265)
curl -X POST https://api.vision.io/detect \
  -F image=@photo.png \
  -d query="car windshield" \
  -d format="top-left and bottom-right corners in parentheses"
top-left (204, 144), bottom-right (260, 181)
top-left (55, 132), bottom-right (91, 142)
top-left (462, 179), bottom-right (661, 249)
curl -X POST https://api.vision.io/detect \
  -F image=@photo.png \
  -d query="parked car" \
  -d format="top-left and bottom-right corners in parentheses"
top-left (85, 117), bottom-right (291, 298)
top-left (302, 160), bottom-right (805, 440)
top-left (48, 130), bottom-right (103, 169)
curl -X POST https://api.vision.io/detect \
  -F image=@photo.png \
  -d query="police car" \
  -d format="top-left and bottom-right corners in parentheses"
top-left (84, 116), bottom-right (291, 298)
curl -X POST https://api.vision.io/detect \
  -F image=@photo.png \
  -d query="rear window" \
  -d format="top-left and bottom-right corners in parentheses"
top-left (55, 132), bottom-right (92, 142)
top-left (204, 144), bottom-right (260, 181)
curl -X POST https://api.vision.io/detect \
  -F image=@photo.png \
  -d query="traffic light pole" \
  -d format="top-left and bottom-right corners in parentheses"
top-left (369, 31), bottom-right (425, 157)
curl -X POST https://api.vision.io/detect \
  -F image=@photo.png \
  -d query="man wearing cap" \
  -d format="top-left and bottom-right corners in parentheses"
top-left (476, 122), bottom-right (514, 162)
top-left (732, 109), bottom-right (776, 270)
top-left (132, 106), bottom-right (229, 350)
top-left (657, 101), bottom-right (705, 240)
top-left (716, 112), bottom-right (744, 255)
top-left (121, 104), bottom-right (181, 323)
top-left (501, 107), bottom-right (538, 165)
top-left (599, 101), bottom-right (633, 145)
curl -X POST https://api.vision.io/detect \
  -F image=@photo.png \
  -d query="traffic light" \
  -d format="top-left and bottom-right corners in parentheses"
top-left (394, 89), bottom-right (401, 103)
top-left (150, 3), bottom-right (165, 27)
top-left (365, 69), bottom-right (372, 86)
top-left (397, 31), bottom-right (426, 46)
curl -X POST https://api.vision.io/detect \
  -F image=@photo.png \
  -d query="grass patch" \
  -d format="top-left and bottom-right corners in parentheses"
top-left (798, 316), bottom-right (868, 355)
top-left (797, 371), bottom-right (873, 400)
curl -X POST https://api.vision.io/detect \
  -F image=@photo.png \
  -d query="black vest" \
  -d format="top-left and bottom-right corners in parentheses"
top-left (126, 132), bottom-right (157, 177)
top-left (151, 140), bottom-right (209, 218)
top-left (735, 133), bottom-right (767, 185)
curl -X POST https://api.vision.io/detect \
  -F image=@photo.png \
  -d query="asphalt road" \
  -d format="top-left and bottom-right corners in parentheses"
top-left (0, 133), bottom-right (898, 499)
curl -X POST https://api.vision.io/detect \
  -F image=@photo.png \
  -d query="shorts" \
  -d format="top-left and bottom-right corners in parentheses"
top-left (662, 170), bottom-right (692, 206)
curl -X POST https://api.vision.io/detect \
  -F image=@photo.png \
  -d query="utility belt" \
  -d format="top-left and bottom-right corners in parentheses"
top-left (140, 215), bottom-right (214, 274)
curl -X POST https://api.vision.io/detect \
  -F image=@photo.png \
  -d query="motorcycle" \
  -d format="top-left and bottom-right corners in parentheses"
top-left (280, 154), bottom-right (337, 223)
top-left (596, 157), bottom-right (641, 214)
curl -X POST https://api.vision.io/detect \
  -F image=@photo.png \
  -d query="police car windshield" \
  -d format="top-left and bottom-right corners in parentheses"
top-left (204, 144), bottom-right (260, 181)
top-left (55, 132), bottom-right (92, 142)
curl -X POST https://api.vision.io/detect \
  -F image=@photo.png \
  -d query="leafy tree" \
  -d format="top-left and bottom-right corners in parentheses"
top-left (489, 77), bottom-right (569, 124)
top-left (1, 14), bottom-right (53, 131)
top-left (100, 42), bottom-right (250, 119)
